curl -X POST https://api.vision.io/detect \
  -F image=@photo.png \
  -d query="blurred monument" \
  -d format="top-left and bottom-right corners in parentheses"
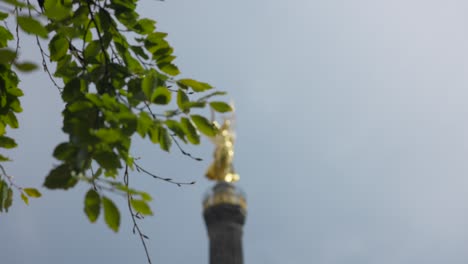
top-left (203, 113), bottom-right (247, 264)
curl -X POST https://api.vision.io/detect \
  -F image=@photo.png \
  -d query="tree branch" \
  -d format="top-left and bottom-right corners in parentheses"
top-left (124, 165), bottom-right (152, 264)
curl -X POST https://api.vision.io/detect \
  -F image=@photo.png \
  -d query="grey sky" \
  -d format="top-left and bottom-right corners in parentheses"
top-left (2, 0), bottom-right (468, 263)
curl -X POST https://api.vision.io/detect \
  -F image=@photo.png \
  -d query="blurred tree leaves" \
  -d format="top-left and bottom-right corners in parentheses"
top-left (102, 196), bottom-right (120, 232)
top-left (84, 189), bottom-right (101, 223)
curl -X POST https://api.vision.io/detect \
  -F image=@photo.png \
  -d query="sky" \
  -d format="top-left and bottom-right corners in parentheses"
top-left (2, 0), bottom-right (468, 263)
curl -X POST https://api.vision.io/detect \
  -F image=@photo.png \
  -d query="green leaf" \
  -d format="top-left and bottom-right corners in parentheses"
top-left (94, 128), bottom-right (122, 143)
top-left (45, 6), bottom-right (70, 20)
top-left (148, 123), bottom-right (160, 144)
top-left (0, 49), bottom-right (16, 63)
top-left (4, 111), bottom-right (19, 128)
top-left (157, 55), bottom-right (175, 64)
top-left (177, 90), bottom-right (189, 113)
top-left (54, 54), bottom-right (81, 78)
top-left (209, 101), bottom-right (232, 113)
top-left (17, 16), bottom-right (48, 38)
top-left (84, 40), bottom-right (101, 61)
top-left (71, 5), bottom-right (88, 24)
top-left (0, 154), bottom-right (10, 162)
top-left (130, 45), bottom-right (149, 60)
top-left (145, 32), bottom-right (167, 44)
top-left (191, 115), bottom-right (218, 137)
top-left (97, 9), bottom-right (114, 35)
top-left (0, 11), bottom-right (8, 20)
top-left (85, 93), bottom-right (103, 107)
top-left (130, 199), bottom-right (153, 215)
top-left (4, 187), bottom-right (12, 212)
top-left (44, 3), bottom-right (71, 20)
top-left (0, 26), bottom-right (14, 47)
top-left (14, 61), bottom-right (38, 72)
top-left (9, 99), bottom-right (22, 113)
top-left (62, 78), bottom-right (86, 102)
top-left (1, 0), bottom-right (26, 8)
top-left (133, 18), bottom-right (156, 35)
top-left (141, 70), bottom-right (156, 99)
top-left (49, 34), bottom-right (69, 61)
top-left (153, 47), bottom-right (173, 59)
top-left (157, 125), bottom-right (171, 151)
top-left (94, 150), bottom-right (121, 172)
top-left (0, 136), bottom-right (17, 149)
top-left (177, 79), bottom-right (212, 92)
top-left (85, 94), bottom-right (103, 107)
top-left (0, 180), bottom-right (6, 212)
top-left (185, 101), bottom-right (205, 109)
top-left (138, 191), bottom-right (152, 202)
top-left (21, 192), bottom-right (28, 205)
top-left (84, 189), bottom-right (100, 223)
top-left (0, 181), bottom-right (13, 212)
top-left (102, 196), bottom-right (120, 232)
top-left (23, 188), bottom-right (42, 198)
top-left (6, 87), bottom-right (23, 97)
top-left (111, 0), bottom-right (136, 11)
top-left (53, 142), bottom-right (76, 160)
top-left (43, 164), bottom-right (77, 190)
top-left (151, 86), bottom-right (171, 105)
top-left (165, 119), bottom-right (187, 143)
top-left (125, 54), bottom-right (144, 74)
top-left (68, 101), bottom-right (93, 112)
top-left (180, 117), bottom-right (199, 144)
top-left (115, 10), bottom-right (138, 29)
top-left (158, 63), bottom-right (179, 76)
top-left (0, 181), bottom-right (4, 209)
top-left (136, 112), bottom-right (153, 137)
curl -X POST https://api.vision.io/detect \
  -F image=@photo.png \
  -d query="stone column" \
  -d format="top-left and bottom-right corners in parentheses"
top-left (203, 182), bottom-right (247, 264)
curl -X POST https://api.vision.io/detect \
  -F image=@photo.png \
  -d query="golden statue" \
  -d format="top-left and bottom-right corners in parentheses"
top-left (205, 117), bottom-right (240, 183)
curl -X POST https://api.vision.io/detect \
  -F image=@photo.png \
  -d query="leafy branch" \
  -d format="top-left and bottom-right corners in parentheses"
top-left (0, 164), bottom-right (41, 210)
top-left (0, 0), bottom-right (233, 262)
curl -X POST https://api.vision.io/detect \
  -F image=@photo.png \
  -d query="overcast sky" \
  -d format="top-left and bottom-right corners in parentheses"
top-left (2, 0), bottom-right (468, 263)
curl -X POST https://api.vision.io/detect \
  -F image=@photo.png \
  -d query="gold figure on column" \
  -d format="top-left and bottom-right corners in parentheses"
top-left (205, 117), bottom-right (240, 183)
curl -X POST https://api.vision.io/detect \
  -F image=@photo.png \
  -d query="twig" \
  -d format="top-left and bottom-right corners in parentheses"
top-left (82, 19), bottom-right (93, 56)
top-left (35, 35), bottom-right (62, 93)
top-left (124, 165), bottom-right (152, 264)
top-left (0, 164), bottom-right (22, 191)
top-left (14, 7), bottom-right (20, 59)
top-left (86, 0), bottom-right (110, 78)
top-left (170, 134), bottom-right (202, 161)
top-left (134, 162), bottom-right (195, 187)
top-left (24, 0), bottom-right (62, 93)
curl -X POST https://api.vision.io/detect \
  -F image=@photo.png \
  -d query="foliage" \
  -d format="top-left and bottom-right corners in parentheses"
top-left (0, 0), bottom-right (229, 250)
